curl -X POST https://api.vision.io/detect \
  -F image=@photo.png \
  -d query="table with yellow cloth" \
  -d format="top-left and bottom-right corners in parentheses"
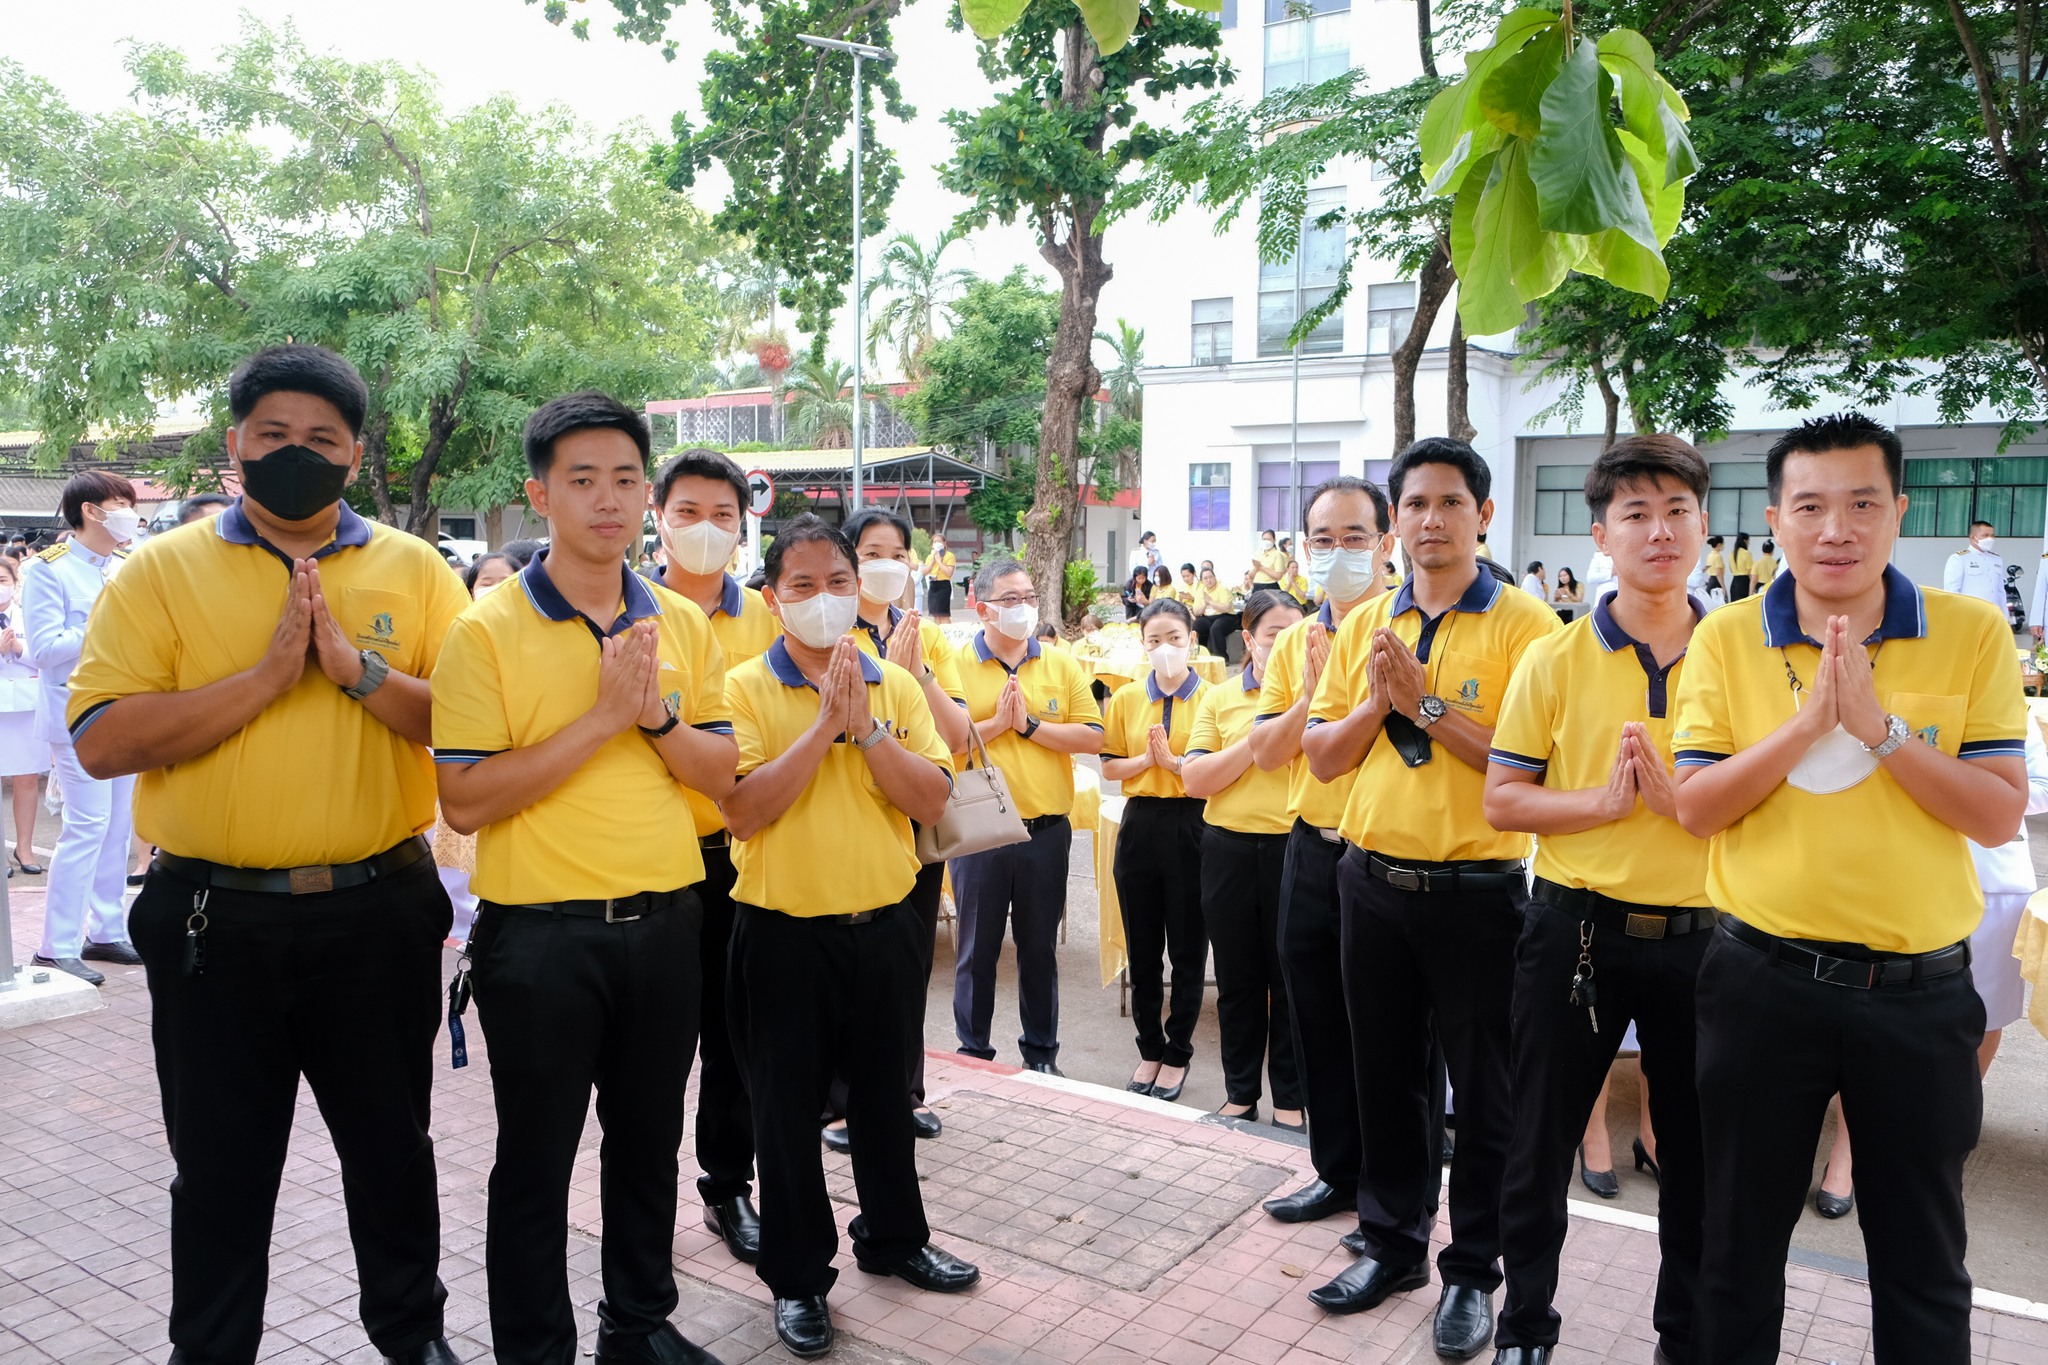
top-left (1071, 622), bottom-right (1229, 693)
top-left (2010, 699), bottom-right (2048, 1037)
top-left (1096, 791), bottom-right (1127, 988)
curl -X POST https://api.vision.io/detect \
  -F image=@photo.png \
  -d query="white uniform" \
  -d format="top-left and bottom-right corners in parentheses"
top-left (1942, 544), bottom-right (2007, 614)
top-left (0, 598), bottom-right (48, 777)
top-left (1968, 726), bottom-right (2048, 1031)
top-left (21, 540), bottom-right (137, 959)
top-left (1583, 550), bottom-right (1616, 603)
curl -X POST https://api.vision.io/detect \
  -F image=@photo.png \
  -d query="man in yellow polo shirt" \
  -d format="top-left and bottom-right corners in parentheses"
top-left (720, 515), bottom-right (977, 1359)
top-left (1484, 436), bottom-right (1716, 1365)
top-left (1301, 439), bottom-right (1561, 1354)
top-left (434, 393), bottom-right (737, 1365)
top-left (68, 345), bottom-right (471, 1365)
top-left (652, 447), bottom-right (780, 1266)
top-left (949, 555), bottom-right (1103, 1075)
top-left (1673, 413), bottom-right (2028, 1365)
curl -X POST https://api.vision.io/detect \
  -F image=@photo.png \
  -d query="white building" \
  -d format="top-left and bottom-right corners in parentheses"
top-left (1116, 0), bottom-right (2048, 618)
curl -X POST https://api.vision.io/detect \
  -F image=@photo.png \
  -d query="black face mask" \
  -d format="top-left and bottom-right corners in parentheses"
top-left (239, 444), bottom-right (351, 522)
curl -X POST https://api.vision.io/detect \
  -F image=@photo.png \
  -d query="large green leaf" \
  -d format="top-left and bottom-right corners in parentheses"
top-left (1579, 224), bottom-right (1669, 301)
top-left (1452, 147), bottom-right (1546, 336)
top-left (1419, 79), bottom-right (1470, 172)
top-left (1073, 0), bottom-right (1141, 55)
top-left (1424, 123), bottom-right (1503, 197)
top-left (1618, 128), bottom-right (1685, 242)
top-left (1656, 96), bottom-right (1701, 186)
top-left (1479, 25), bottom-right (1565, 140)
top-left (1423, 7), bottom-right (1558, 175)
top-left (1597, 29), bottom-right (1700, 189)
top-left (1529, 37), bottom-right (1657, 249)
top-left (960, 0), bottom-right (1033, 41)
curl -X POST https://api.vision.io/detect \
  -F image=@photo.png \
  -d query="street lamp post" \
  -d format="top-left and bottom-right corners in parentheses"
top-left (797, 32), bottom-right (895, 511)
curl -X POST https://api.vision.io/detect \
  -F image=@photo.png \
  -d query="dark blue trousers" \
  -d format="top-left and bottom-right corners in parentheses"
top-left (949, 816), bottom-right (1072, 1067)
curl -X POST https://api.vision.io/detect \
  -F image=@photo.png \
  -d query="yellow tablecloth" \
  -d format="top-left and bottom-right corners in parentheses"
top-left (1096, 794), bottom-right (1126, 987)
top-left (2017, 891), bottom-right (2048, 1042)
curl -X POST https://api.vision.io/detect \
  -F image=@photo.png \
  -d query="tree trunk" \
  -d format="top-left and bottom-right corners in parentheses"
top-left (1027, 25), bottom-right (1113, 629)
top-left (1446, 313), bottom-right (1475, 442)
top-left (484, 503), bottom-right (504, 548)
top-left (1389, 242), bottom-right (1456, 453)
top-left (404, 380), bottom-right (466, 540)
top-left (1592, 354), bottom-right (1621, 449)
top-left (360, 368), bottom-right (400, 524)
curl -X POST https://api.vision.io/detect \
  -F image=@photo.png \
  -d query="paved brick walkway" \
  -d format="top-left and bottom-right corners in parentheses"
top-left (3, 888), bottom-right (2046, 1364)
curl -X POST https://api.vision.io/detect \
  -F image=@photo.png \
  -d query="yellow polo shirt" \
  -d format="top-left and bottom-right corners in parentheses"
top-left (1101, 671), bottom-right (1206, 799)
top-left (1673, 568), bottom-right (2027, 952)
top-left (1255, 547), bottom-right (1288, 582)
top-left (432, 553), bottom-right (730, 903)
top-left (1706, 549), bottom-right (1727, 581)
top-left (1257, 601), bottom-right (1357, 831)
top-left (1754, 553), bottom-right (1778, 586)
top-left (1188, 667), bottom-right (1292, 835)
top-left (683, 574), bottom-right (780, 837)
top-left (854, 605), bottom-right (965, 704)
top-left (68, 502), bottom-right (468, 868)
top-left (1490, 595), bottom-right (1710, 906)
top-left (955, 631), bottom-right (1102, 819)
top-left (726, 640), bottom-right (954, 916)
top-left (1733, 547), bottom-right (1754, 578)
top-left (1310, 567), bottom-right (1562, 861)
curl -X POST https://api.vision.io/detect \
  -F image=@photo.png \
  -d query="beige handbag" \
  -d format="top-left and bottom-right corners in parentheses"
top-left (916, 723), bottom-right (1030, 863)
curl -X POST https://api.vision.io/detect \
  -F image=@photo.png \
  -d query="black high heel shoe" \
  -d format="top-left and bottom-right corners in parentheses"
top-left (1578, 1144), bottom-right (1619, 1199)
top-left (1633, 1138), bottom-right (1661, 1183)
top-left (11, 846), bottom-right (44, 876)
top-left (1814, 1164), bottom-right (1854, 1219)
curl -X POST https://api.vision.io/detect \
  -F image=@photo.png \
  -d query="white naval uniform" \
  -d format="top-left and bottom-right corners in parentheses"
top-left (1969, 726), bottom-right (2048, 1031)
top-left (22, 540), bottom-right (137, 959)
top-left (1943, 544), bottom-right (2007, 614)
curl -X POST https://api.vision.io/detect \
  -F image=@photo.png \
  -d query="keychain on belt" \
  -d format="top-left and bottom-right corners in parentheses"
top-left (446, 947), bottom-right (473, 1070)
top-left (182, 889), bottom-right (210, 978)
top-left (1568, 921), bottom-right (1599, 1034)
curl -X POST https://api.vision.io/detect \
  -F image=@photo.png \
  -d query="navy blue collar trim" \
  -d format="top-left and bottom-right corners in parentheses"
top-left (1760, 564), bottom-right (1925, 647)
top-left (1317, 599), bottom-right (1336, 631)
top-left (1240, 663), bottom-right (1259, 692)
top-left (715, 573), bottom-right (745, 619)
top-left (218, 498), bottom-right (371, 559)
top-left (973, 630), bottom-right (1042, 664)
top-left (766, 636), bottom-right (883, 689)
top-left (1389, 565), bottom-right (1502, 620)
top-left (519, 550), bottom-right (661, 637)
top-left (1147, 669), bottom-right (1201, 703)
top-left (1592, 593), bottom-right (1710, 653)
top-left (856, 604), bottom-right (904, 644)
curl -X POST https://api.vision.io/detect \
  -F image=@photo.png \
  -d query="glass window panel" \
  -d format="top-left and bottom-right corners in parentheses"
top-left (1298, 286), bottom-right (1344, 354)
top-left (1936, 485), bottom-right (1973, 539)
top-left (1979, 484), bottom-right (2014, 535)
top-left (1536, 463), bottom-right (1590, 491)
top-left (1984, 456), bottom-right (2048, 485)
top-left (1258, 460), bottom-right (1291, 490)
top-left (1901, 492), bottom-right (1938, 539)
top-left (2013, 484), bottom-right (2046, 538)
top-left (1710, 461), bottom-right (1768, 489)
top-left (1221, 0), bottom-right (1236, 27)
top-left (1192, 322), bottom-right (1231, 364)
top-left (1257, 290), bottom-right (1297, 356)
top-left (1534, 492), bottom-right (1564, 537)
top-left (1905, 458), bottom-right (1973, 488)
top-left (1740, 489), bottom-right (1771, 535)
top-left (1263, 20), bottom-right (1305, 93)
top-left (1265, 0), bottom-right (1348, 22)
top-left (1258, 488), bottom-right (1286, 531)
top-left (1193, 297), bottom-right (1232, 323)
top-left (1307, 14), bottom-right (1350, 83)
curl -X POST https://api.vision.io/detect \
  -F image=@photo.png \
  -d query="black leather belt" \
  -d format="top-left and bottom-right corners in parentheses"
top-left (699, 831), bottom-right (730, 850)
top-left (1719, 915), bottom-right (1971, 989)
top-left (154, 836), bottom-right (430, 897)
top-left (1357, 850), bottom-right (1524, 894)
top-left (751, 904), bottom-right (883, 926)
top-left (1023, 813), bottom-right (1070, 833)
top-left (495, 887), bottom-right (692, 923)
top-left (1532, 878), bottom-right (1715, 939)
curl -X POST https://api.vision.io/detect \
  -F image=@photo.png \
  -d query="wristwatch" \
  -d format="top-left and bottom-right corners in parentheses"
top-left (1022, 717), bottom-right (1042, 740)
top-left (1861, 712), bottom-right (1911, 758)
top-left (855, 718), bottom-right (889, 751)
top-left (342, 648), bottom-right (390, 702)
top-left (639, 697), bottom-right (681, 739)
top-left (1416, 694), bottom-right (1450, 729)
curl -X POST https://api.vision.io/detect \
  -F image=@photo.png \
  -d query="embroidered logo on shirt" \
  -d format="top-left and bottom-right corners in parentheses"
top-left (1045, 697), bottom-right (1060, 716)
top-left (1920, 724), bottom-right (1940, 747)
top-left (355, 612), bottom-right (401, 651)
top-left (1458, 677), bottom-right (1481, 706)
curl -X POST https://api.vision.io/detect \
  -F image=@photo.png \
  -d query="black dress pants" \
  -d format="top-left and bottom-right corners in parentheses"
top-left (828, 858), bottom-right (945, 1117)
top-left (694, 840), bottom-right (755, 1203)
top-left (1278, 823), bottom-right (1358, 1193)
top-left (730, 900), bottom-right (930, 1300)
top-left (1695, 922), bottom-right (1984, 1365)
top-left (1201, 826), bottom-right (1300, 1109)
top-left (469, 892), bottom-right (704, 1365)
top-left (1113, 796), bottom-right (1209, 1067)
top-left (1339, 847), bottom-right (1521, 1290)
top-left (1496, 895), bottom-right (1707, 1357)
top-left (1200, 614), bottom-right (1240, 661)
top-left (130, 855), bottom-right (452, 1365)
top-left (952, 817), bottom-right (1071, 1067)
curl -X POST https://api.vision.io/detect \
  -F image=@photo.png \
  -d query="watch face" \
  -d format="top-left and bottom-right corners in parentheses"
top-left (1420, 695), bottom-right (1447, 719)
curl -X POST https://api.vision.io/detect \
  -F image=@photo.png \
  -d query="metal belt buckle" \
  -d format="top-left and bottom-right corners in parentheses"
top-left (604, 899), bottom-right (642, 924)
top-left (1316, 826), bottom-right (1343, 844)
top-left (1624, 912), bottom-right (1668, 940)
top-left (288, 865), bottom-right (335, 895)
top-left (1383, 864), bottom-right (1427, 893)
top-left (1813, 955), bottom-right (1877, 989)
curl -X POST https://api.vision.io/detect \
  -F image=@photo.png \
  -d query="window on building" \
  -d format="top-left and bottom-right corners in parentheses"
top-left (1263, 0), bottom-right (1350, 94)
top-left (1221, 0), bottom-right (1237, 27)
top-left (1703, 461), bottom-right (1770, 538)
top-left (1189, 462), bottom-right (1233, 531)
top-left (1257, 457), bottom-right (1339, 532)
top-left (1901, 456), bottom-right (2048, 539)
top-left (1532, 464), bottom-right (1595, 536)
top-left (1258, 187), bottom-right (1346, 357)
top-left (1365, 282), bottom-right (1417, 355)
top-left (1192, 298), bottom-right (1234, 365)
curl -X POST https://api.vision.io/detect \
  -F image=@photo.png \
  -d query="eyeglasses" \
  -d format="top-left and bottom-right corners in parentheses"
top-left (1305, 534), bottom-right (1380, 552)
top-left (988, 594), bottom-right (1039, 608)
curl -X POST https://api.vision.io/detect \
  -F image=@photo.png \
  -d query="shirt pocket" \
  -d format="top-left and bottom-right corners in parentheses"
top-left (1436, 648), bottom-right (1509, 727)
top-left (1885, 691), bottom-right (1966, 757)
top-left (342, 587), bottom-right (417, 668)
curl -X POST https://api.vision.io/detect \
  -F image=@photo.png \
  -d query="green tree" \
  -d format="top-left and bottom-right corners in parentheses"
top-left (896, 268), bottom-right (1060, 454)
top-left (864, 229), bottom-right (971, 378)
top-left (1089, 318), bottom-right (1144, 495)
top-left (785, 356), bottom-right (857, 446)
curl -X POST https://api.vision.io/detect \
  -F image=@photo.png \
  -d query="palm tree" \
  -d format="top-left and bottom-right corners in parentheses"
top-left (1094, 319), bottom-right (1145, 421)
top-left (713, 253), bottom-right (786, 357)
top-left (785, 357), bottom-right (856, 448)
top-left (863, 230), bottom-right (971, 378)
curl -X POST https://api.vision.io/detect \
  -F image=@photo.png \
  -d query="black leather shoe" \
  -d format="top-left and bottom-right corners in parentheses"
top-left (383, 1339), bottom-right (462, 1365)
top-left (1488, 1348), bottom-right (1551, 1364)
top-left (31, 955), bottom-right (103, 987)
top-left (774, 1296), bottom-right (833, 1359)
top-left (1263, 1178), bottom-right (1353, 1223)
top-left (594, 1322), bottom-right (720, 1364)
top-left (1578, 1144), bottom-right (1619, 1199)
top-left (703, 1194), bottom-right (761, 1264)
top-left (1028, 1062), bottom-right (1065, 1077)
top-left (1651, 1346), bottom-right (1681, 1365)
top-left (1149, 1067), bottom-right (1188, 1103)
top-left (855, 1242), bottom-right (981, 1293)
top-left (911, 1107), bottom-right (943, 1138)
top-left (1814, 1184), bottom-right (1854, 1219)
top-left (1306, 1256), bottom-right (1429, 1313)
top-left (81, 939), bottom-right (143, 965)
top-left (821, 1122), bottom-right (851, 1155)
top-left (1433, 1285), bottom-right (1494, 1360)
top-left (1338, 1229), bottom-right (1368, 1256)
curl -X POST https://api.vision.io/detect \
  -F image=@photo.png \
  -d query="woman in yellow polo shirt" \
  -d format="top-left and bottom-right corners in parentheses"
top-left (1730, 531), bottom-right (1755, 600)
top-left (920, 536), bottom-right (957, 621)
top-left (1181, 590), bottom-right (1306, 1130)
top-left (1252, 531), bottom-right (1288, 592)
top-left (1100, 598), bottom-right (1210, 1102)
top-left (1192, 563), bottom-right (1239, 659)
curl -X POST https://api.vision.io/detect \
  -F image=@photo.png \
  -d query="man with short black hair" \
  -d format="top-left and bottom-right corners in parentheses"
top-left (180, 492), bottom-right (235, 525)
top-left (27, 469), bottom-right (144, 983)
top-left (70, 343), bottom-right (470, 1364)
top-left (1675, 411), bottom-right (2028, 1365)
top-left (435, 394), bottom-right (737, 1365)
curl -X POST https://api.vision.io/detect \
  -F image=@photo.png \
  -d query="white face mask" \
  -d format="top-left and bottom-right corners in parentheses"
top-left (0, 586), bottom-right (14, 609)
top-left (1787, 724), bottom-right (1879, 795)
top-left (1149, 643), bottom-right (1190, 678)
top-left (987, 602), bottom-right (1038, 640)
top-left (1308, 546), bottom-right (1379, 603)
top-left (857, 557), bottom-right (911, 602)
top-left (663, 519), bottom-right (740, 576)
top-left (99, 507), bottom-right (141, 543)
top-left (1978, 535), bottom-right (1998, 553)
top-left (778, 589), bottom-right (860, 649)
